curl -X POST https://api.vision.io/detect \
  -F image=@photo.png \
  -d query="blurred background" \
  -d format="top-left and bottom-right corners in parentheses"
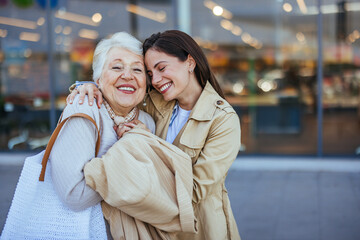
top-left (0, 0), bottom-right (359, 156)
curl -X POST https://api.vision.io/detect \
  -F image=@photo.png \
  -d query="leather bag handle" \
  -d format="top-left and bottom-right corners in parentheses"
top-left (39, 113), bottom-right (100, 181)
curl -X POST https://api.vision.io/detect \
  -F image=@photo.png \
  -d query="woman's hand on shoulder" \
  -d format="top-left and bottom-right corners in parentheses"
top-left (67, 83), bottom-right (103, 109)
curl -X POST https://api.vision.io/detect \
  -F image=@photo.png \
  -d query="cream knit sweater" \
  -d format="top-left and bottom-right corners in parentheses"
top-left (50, 95), bottom-right (155, 211)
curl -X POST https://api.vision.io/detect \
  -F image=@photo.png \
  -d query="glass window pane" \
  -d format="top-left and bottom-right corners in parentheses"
top-left (322, 0), bottom-right (360, 155)
top-left (193, 0), bottom-right (318, 155)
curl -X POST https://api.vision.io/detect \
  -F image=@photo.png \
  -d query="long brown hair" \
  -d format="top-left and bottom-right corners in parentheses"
top-left (143, 30), bottom-right (225, 98)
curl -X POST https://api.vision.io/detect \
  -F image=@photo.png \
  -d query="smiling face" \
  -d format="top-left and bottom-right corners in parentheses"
top-left (145, 49), bottom-right (194, 102)
top-left (98, 47), bottom-right (146, 115)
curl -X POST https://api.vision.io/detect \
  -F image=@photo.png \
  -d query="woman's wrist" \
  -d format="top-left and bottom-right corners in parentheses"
top-left (69, 81), bottom-right (98, 93)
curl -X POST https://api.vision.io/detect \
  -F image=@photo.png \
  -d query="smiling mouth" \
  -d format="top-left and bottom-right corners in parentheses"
top-left (118, 86), bottom-right (135, 92)
top-left (159, 83), bottom-right (172, 93)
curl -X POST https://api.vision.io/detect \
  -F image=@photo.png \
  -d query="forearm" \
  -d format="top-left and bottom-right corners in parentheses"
top-left (51, 103), bottom-right (102, 211)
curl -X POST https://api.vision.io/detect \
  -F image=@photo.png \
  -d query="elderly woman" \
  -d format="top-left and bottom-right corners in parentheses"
top-left (50, 32), bottom-right (155, 238)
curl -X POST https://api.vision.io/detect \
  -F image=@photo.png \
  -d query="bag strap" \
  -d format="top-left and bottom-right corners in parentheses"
top-left (39, 113), bottom-right (100, 181)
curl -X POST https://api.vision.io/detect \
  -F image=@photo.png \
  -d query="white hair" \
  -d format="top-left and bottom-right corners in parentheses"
top-left (92, 32), bottom-right (143, 82)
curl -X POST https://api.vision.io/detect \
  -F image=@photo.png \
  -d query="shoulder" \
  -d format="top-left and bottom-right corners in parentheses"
top-left (138, 110), bottom-right (156, 134)
top-left (62, 95), bottom-right (101, 121)
top-left (206, 93), bottom-right (240, 131)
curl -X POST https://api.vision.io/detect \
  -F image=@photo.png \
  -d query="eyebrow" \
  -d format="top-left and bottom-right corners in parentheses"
top-left (112, 59), bottom-right (144, 65)
top-left (153, 60), bottom-right (166, 69)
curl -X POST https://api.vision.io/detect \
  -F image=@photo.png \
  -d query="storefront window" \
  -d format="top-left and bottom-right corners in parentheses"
top-left (322, 1), bottom-right (360, 155)
top-left (0, 0), bottom-right (358, 156)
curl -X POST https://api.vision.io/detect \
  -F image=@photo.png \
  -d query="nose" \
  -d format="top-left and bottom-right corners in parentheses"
top-left (151, 72), bottom-right (162, 85)
top-left (120, 67), bottom-right (133, 80)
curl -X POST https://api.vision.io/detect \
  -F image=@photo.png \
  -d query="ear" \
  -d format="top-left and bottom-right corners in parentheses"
top-left (95, 78), bottom-right (101, 86)
top-left (187, 54), bottom-right (196, 71)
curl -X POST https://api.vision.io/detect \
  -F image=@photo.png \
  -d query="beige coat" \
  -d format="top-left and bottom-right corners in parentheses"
top-left (143, 82), bottom-right (241, 240)
top-left (84, 129), bottom-right (197, 240)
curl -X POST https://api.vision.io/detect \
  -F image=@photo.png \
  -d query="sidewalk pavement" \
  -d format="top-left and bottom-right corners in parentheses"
top-left (1, 153), bottom-right (360, 240)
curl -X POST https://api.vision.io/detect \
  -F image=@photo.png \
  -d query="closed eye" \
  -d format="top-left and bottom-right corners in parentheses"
top-left (134, 68), bottom-right (143, 72)
top-left (112, 66), bottom-right (122, 70)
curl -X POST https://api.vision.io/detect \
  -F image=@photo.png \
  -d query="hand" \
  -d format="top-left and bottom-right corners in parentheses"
top-left (114, 120), bottom-right (150, 139)
top-left (124, 120), bottom-right (151, 133)
top-left (66, 83), bottom-right (103, 109)
top-left (113, 124), bottom-right (132, 139)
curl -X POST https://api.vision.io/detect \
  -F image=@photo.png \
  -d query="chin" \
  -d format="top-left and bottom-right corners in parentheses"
top-left (162, 94), bottom-right (174, 102)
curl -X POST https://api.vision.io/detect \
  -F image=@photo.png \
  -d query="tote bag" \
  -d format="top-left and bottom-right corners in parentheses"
top-left (1, 113), bottom-right (107, 240)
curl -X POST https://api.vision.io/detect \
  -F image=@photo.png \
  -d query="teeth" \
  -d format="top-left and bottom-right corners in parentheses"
top-left (160, 83), bottom-right (171, 92)
top-left (118, 87), bottom-right (135, 91)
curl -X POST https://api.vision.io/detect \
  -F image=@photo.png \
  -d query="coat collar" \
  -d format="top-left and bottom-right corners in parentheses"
top-left (149, 81), bottom-right (223, 121)
top-left (189, 81), bottom-right (220, 121)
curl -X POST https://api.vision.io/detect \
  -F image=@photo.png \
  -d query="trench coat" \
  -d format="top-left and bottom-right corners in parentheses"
top-left (142, 81), bottom-right (241, 240)
top-left (84, 129), bottom-right (197, 240)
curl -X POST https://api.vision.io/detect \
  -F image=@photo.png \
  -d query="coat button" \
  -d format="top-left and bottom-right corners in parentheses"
top-left (216, 100), bottom-right (224, 105)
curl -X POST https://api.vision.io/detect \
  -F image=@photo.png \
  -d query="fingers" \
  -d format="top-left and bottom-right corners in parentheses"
top-left (124, 120), bottom-right (150, 132)
top-left (78, 85), bottom-right (86, 105)
top-left (87, 85), bottom-right (95, 107)
top-left (94, 89), bottom-right (103, 109)
top-left (115, 125), bottom-right (131, 139)
top-left (66, 89), bottom-right (78, 104)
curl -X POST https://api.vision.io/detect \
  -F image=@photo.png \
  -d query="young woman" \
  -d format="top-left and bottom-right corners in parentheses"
top-left (69, 30), bottom-right (241, 240)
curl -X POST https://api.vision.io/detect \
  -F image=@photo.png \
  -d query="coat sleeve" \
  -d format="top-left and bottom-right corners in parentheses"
top-left (84, 130), bottom-right (196, 233)
top-left (50, 96), bottom-right (102, 211)
top-left (192, 111), bottom-right (241, 203)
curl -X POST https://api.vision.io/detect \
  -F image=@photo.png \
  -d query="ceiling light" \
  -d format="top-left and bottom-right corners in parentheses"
top-left (126, 4), bottom-right (166, 23)
top-left (78, 29), bottom-right (98, 39)
top-left (37, 17), bottom-right (45, 26)
top-left (231, 26), bottom-right (242, 36)
top-left (55, 10), bottom-right (99, 26)
top-left (297, 0), bottom-right (307, 14)
top-left (0, 29), bottom-right (7, 38)
top-left (283, 3), bottom-right (293, 12)
top-left (220, 19), bottom-right (233, 30)
top-left (92, 13), bottom-right (102, 23)
top-left (0, 16), bottom-right (37, 29)
top-left (62, 26), bottom-right (72, 35)
top-left (213, 6), bottom-right (223, 16)
top-left (19, 32), bottom-right (40, 42)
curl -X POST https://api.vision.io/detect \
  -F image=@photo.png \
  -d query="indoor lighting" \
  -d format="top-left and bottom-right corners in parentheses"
top-left (126, 4), bottom-right (166, 23)
top-left (213, 6), bottom-right (223, 16)
top-left (0, 16), bottom-right (37, 29)
top-left (233, 83), bottom-right (244, 94)
top-left (283, 3), bottom-right (293, 12)
top-left (241, 33), bottom-right (251, 43)
top-left (204, 0), bottom-right (232, 19)
top-left (62, 26), bottom-right (72, 35)
top-left (0, 29), bottom-right (7, 38)
top-left (19, 32), bottom-right (40, 42)
top-left (55, 25), bottom-right (62, 34)
top-left (78, 29), bottom-right (98, 39)
top-left (24, 49), bottom-right (32, 58)
top-left (297, 0), bottom-right (308, 14)
top-left (231, 26), bottom-right (242, 36)
top-left (220, 19), bottom-right (233, 30)
top-left (296, 32), bottom-right (305, 42)
top-left (92, 13), bottom-right (102, 23)
top-left (55, 10), bottom-right (100, 26)
top-left (37, 17), bottom-right (45, 26)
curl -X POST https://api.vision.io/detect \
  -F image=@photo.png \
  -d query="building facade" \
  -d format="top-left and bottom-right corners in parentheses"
top-left (0, 0), bottom-right (359, 156)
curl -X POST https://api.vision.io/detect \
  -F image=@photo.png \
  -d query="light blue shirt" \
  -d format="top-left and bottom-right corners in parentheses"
top-left (166, 103), bottom-right (191, 143)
